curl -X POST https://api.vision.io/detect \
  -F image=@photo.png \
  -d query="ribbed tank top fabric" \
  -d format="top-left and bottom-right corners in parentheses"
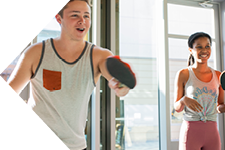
top-left (28, 38), bottom-right (95, 150)
top-left (183, 67), bottom-right (219, 122)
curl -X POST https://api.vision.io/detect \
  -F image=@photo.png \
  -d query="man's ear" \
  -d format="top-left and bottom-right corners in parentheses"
top-left (55, 14), bottom-right (62, 24)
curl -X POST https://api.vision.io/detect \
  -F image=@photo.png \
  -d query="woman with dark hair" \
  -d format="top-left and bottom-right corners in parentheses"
top-left (174, 32), bottom-right (225, 150)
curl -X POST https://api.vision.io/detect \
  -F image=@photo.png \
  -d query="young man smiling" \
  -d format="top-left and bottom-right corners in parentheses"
top-left (8, 0), bottom-right (131, 149)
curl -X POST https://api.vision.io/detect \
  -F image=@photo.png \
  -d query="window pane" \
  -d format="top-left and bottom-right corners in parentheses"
top-left (168, 3), bottom-right (216, 141)
top-left (0, 55), bottom-right (20, 82)
top-left (168, 4), bottom-right (215, 38)
top-left (116, 0), bottom-right (162, 149)
top-left (37, 18), bottom-right (61, 42)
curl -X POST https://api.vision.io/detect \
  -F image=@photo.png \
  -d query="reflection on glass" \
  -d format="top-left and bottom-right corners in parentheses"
top-left (0, 55), bottom-right (20, 82)
top-left (168, 4), bottom-right (215, 38)
top-left (37, 18), bottom-right (61, 42)
top-left (115, 0), bottom-right (162, 149)
top-left (1, 18), bottom-right (61, 82)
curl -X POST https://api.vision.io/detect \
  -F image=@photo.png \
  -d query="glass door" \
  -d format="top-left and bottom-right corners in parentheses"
top-left (167, 0), bottom-right (221, 149)
top-left (114, 0), bottom-right (165, 149)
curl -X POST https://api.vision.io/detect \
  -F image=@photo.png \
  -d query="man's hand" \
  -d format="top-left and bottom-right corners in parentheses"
top-left (108, 78), bottom-right (130, 97)
top-left (106, 56), bottom-right (136, 89)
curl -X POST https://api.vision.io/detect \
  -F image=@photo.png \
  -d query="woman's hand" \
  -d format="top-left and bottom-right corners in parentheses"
top-left (217, 105), bottom-right (222, 113)
top-left (181, 96), bottom-right (203, 112)
top-left (217, 104), bottom-right (225, 113)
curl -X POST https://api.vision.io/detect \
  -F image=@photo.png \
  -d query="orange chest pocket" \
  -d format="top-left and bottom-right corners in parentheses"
top-left (43, 69), bottom-right (62, 91)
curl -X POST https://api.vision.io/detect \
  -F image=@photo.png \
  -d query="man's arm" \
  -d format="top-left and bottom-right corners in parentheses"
top-left (8, 43), bottom-right (42, 94)
top-left (92, 46), bottom-right (130, 97)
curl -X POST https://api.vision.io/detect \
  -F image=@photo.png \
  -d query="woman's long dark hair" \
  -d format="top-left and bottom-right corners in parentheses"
top-left (187, 32), bottom-right (212, 66)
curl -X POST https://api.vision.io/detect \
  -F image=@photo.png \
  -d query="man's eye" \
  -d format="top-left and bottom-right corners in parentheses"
top-left (196, 46), bottom-right (202, 49)
top-left (84, 15), bottom-right (89, 18)
top-left (206, 46), bottom-right (210, 49)
top-left (72, 14), bottom-right (78, 17)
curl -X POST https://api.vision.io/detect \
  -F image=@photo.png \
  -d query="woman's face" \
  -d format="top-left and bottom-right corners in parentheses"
top-left (189, 37), bottom-right (211, 64)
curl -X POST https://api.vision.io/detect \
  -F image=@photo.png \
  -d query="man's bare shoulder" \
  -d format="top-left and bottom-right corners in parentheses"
top-left (92, 45), bottom-right (113, 60)
top-left (93, 45), bottom-right (113, 54)
top-left (21, 42), bottom-right (44, 74)
top-left (24, 42), bottom-right (43, 57)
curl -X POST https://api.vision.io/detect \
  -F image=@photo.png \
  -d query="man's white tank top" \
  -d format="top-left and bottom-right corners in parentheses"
top-left (28, 38), bottom-right (95, 150)
top-left (183, 67), bottom-right (219, 122)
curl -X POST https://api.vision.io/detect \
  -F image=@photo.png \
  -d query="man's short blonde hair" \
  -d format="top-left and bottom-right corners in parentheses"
top-left (58, 0), bottom-right (91, 18)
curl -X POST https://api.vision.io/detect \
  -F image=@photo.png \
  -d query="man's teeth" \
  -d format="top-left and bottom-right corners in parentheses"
top-left (78, 28), bottom-right (84, 31)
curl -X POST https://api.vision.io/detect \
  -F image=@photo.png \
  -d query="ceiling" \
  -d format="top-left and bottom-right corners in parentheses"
top-left (184, 0), bottom-right (225, 2)
top-left (211, 0), bottom-right (225, 2)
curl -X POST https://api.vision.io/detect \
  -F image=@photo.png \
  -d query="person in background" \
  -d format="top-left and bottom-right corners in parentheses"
top-left (174, 32), bottom-right (225, 150)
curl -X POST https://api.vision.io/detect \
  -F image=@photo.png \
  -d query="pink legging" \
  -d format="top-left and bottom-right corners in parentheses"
top-left (179, 120), bottom-right (221, 150)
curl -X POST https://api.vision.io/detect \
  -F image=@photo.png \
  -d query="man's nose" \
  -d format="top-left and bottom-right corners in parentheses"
top-left (78, 17), bottom-right (85, 24)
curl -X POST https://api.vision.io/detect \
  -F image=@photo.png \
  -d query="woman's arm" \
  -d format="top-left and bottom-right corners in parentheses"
top-left (174, 69), bottom-right (186, 112)
top-left (174, 69), bottom-right (203, 113)
top-left (216, 71), bottom-right (225, 113)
